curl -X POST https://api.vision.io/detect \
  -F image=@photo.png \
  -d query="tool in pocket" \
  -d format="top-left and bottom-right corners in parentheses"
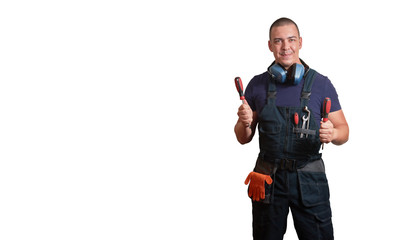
top-left (303, 106), bottom-right (311, 138)
top-left (294, 112), bottom-right (299, 127)
top-left (300, 114), bottom-right (309, 138)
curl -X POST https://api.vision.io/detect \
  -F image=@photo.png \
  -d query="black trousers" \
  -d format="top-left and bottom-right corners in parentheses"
top-left (252, 160), bottom-right (334, 240)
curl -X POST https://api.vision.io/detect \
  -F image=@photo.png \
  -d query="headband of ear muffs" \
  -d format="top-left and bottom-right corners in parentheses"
top-left (268, 62), bottom-right (305, 85)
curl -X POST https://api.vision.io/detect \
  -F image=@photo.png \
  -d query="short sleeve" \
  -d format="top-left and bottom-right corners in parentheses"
top-left (244, 78), bottom-right (257, 112)
top-left (324, 78), bottom-right (341, 113)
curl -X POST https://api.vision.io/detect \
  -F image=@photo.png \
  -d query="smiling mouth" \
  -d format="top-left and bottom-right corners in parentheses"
top-left (280, 51), bottom-right (293, 57)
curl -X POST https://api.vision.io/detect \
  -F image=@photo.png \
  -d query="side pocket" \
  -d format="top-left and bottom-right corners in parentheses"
top-left (298, 171), bottom-right (330, 207)
top-left (253, 157), bottom-right (277, 204)
top-left (246, 174), bottom-right (275, 204)
top-left (261, 172), bottom-right (275, 204)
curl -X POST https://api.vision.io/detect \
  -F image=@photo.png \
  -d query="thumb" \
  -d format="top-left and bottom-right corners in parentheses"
top-left (242, 99), bottom-right (249, 106)
top-left (244, 172), bottom-right (253, 185)
top-left (265, 175), bottom-right (273, 185)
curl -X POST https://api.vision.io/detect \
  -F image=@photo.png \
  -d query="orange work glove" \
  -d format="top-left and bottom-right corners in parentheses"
top-left (244, 172), bottom-right (273, 201)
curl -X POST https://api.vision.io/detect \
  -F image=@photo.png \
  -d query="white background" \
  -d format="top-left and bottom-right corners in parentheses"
top-left (1, 0), bottom-right (392, 239)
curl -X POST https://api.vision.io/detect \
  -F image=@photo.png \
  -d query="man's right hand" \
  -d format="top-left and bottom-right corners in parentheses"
top-left (237, 100), bottom-right (253, 128)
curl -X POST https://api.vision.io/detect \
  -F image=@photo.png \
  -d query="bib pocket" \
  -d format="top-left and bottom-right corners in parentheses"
top-left (293, 137), bottom-right (321, 153)
top-left (259, 123), bottom-right (282, 152)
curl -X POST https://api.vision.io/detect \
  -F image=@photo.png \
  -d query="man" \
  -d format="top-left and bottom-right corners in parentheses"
top-left (235, 18), bottom-right (349, 240)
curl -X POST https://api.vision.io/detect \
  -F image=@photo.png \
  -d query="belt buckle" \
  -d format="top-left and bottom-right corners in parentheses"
top-left (281, 158), bottom-right (296, 171)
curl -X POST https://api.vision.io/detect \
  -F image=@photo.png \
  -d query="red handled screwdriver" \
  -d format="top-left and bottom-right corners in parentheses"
top-left (294, 112), bottom-right (299, 137)
top-left (234, 77), bottom-right (251, 128)
top-left (294, 112), bottom-right (299, 136)
top-left (321, 97), bottom-right (331, 149)
top-left (323, 97), bottom-right (331, 122)
top-left (235, 77), bottom-right (246, 103)
top-left (294, 112), bottom-right (299, 126)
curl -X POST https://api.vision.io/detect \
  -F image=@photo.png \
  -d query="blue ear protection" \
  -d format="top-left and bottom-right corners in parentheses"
top-left (268, 62), bottom-right (305, 85)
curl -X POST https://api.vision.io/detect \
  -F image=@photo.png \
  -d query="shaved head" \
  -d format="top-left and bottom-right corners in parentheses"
top-left (269, 17), bottom-right (300, 40)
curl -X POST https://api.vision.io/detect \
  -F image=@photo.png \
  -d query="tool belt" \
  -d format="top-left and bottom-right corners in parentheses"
top-left (254, 153), bottom-right (322, 174)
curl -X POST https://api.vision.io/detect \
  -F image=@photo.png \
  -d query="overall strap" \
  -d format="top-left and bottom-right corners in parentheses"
top-left (267, 79), bottom-right (277, 105)
top-left (300, 69), bottom-right (317, 107)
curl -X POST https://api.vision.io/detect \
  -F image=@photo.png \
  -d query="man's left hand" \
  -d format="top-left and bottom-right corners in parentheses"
top-left (319, 120), bottom-right (334, 143)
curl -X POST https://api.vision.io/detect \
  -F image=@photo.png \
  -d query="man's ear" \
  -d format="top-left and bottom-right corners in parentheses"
top-left (268, 40), bottom-right (273, 52)
top-left (299, 37), bottom-right (303, 49)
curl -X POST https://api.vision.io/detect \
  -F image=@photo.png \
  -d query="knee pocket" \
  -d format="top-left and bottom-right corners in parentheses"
top-left (315, 208), bottom-right (334, 240)
top-left (315, 208), bottom-right (332, 225)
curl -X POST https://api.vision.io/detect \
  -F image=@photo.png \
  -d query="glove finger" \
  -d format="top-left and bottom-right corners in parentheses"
top-left (254, 193), bottom-right (259, 201)
top-left (244, 172), bottom-right (253, 185)
top-left (261, 186), bottom-right (265, 200)
top-left (255, 189), bottom-right (261, 201)
top-left (253, 186), bottom-right (258, 201)
top-left (248, 186), bottom-right (253, 198)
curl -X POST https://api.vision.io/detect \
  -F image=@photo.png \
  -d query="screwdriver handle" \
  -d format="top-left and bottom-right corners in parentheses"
top-left (235, 76), bottom-right (251, 128)
top-left (321, 97), bottom-right (331, 150)
top-left (234, 77), bottom-right (245, 101)
top-left (294, 112), bottom-right (299, 126)
top-left (322, 97), bottom-right (331, 122)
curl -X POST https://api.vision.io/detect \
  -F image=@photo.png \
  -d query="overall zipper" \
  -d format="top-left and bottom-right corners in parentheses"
top-left (283, 107), bottom-right (290, 155)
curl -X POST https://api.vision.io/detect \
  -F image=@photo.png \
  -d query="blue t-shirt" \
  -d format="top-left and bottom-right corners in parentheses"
top-left (244, 71), bottom-right (341, 125)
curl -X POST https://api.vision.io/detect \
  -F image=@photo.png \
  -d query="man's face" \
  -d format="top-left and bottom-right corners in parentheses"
top-left (268, 24), bottom-right (302, 69)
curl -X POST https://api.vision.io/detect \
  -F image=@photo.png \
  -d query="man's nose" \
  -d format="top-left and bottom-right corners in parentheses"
top-left (282, 41), bottom-right (290, 50)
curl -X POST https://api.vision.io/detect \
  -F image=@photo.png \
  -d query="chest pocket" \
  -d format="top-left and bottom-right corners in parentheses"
top-left (292, 111), bottom-right (321, 154)
top-left (258, 105), bottom-right (283, 153)
top-left (259, 123), bottom-right (282, 152)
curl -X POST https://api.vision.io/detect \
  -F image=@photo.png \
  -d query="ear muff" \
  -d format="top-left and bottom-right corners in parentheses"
top-left (287, 63), bottom-right (305, 85)
top-left (268, 62), bottom-right (305, 85)
top-left (268, 63), bottom-right (287, 83)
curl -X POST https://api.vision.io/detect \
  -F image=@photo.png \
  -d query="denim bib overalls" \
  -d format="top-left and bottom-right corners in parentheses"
top-left (251, 69), bottom-right (334, 240)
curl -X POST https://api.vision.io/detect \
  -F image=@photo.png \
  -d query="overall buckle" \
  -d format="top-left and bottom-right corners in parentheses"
top-left (280, 158), bottom-right (297, 171)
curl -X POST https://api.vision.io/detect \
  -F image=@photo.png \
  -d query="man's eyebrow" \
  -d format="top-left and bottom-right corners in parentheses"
top-left (273, 36), bottom-right (298, 41)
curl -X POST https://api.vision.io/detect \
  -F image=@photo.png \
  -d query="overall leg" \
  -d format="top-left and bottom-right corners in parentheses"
top-left (289, 160), bottom-right (334, 240)
top-left (252, 170), bottom-right (290, 240)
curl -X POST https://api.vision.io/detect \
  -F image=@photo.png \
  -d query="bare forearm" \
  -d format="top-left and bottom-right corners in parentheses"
top-left (234, 119), bottom-right (254, 144)
top-left (331, 124), bottom-right (349, 145)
